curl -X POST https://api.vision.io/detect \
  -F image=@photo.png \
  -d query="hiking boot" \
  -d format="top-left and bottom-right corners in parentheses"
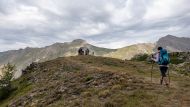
top-left (160, 79), bottom-right (163, 85)
top-left (166, 83), bottom-right (169, 88)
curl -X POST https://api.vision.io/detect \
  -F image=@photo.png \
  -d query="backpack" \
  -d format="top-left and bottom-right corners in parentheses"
top-left (158, 49), bottom-right (170, 65)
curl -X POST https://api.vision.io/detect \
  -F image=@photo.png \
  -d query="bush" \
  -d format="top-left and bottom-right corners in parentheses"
top-left (0, 63), bottom-right (16, 100)
top-left (131, 54), bottom-right (149, 61)
top-left (170, 58), bottom-right (185, 64)
top-left (0, 85), bottom-right (13, 100)
top-left (169, 52), bottom-right (188, 64)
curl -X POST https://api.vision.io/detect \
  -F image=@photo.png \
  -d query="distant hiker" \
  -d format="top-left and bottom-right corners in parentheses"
top-left (78, 47), bottom-right (90, 55)
top-left (85, 48), bottom-right (90, 55)
top-left (78, 47), bottom-right (84, 55)
top-left (152, 47), bottom-right (170, 87)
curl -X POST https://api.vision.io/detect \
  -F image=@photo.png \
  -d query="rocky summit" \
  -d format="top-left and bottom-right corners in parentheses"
top-left (156, 35), bottom-right (190, 52)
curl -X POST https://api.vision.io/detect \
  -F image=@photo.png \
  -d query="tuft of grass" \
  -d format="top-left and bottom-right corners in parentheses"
top-left (104, 101), bottom-right (115, 107)
top-left (98, 89), bottom-right (111, 98)
top-left (123, 90), bottom-right (159, 107)
top-left (111, 84), bottom-right (123, 90)
top-left (81, 91), bottom-right (92, 97)
top-left (61, 64), bottom-right (82, 72)
top-left (137, 69), bottom-right (145, 74)
top-left (85, 76), bottom-right (94, 82)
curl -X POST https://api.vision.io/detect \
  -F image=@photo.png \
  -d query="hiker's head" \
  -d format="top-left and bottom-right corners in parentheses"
top-left (157, 47), bottom-right (162, 52)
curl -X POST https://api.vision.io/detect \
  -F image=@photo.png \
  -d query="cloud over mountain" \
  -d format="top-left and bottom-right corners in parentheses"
top-left (0, 0), bottom-right (190, 51)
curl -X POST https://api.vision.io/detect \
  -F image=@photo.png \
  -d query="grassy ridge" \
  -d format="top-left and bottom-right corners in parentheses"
top-left (0, 56), bottom-right (190, 107)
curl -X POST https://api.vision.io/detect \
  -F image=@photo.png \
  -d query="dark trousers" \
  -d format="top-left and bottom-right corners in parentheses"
top-left (159, 66), bottom-right (168, 77)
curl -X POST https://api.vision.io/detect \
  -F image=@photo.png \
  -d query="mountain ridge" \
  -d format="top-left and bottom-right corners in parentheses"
top-left (0, 35), bottom-right (190, 78)
top-left (0, 39), bottom-right (116, 78)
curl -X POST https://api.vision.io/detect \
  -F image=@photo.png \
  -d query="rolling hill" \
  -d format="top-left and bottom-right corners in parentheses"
top-left (104, 43), bottom-right (155, 60)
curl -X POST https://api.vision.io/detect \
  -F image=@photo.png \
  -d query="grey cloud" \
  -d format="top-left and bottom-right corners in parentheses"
top-left (0, 0), bottom-right (190, 51)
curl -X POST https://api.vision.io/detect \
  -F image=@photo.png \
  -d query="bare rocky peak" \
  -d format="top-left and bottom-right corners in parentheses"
top-left (156, 35), bottom-right (190, 52)
top-left (47, 39), bottom-right (86, 47)
top-left (71, 39), bottom-right (87, 44)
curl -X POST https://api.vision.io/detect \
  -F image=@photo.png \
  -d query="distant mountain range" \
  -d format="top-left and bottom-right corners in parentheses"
top-left (0, 35), bottom-right (190, 78)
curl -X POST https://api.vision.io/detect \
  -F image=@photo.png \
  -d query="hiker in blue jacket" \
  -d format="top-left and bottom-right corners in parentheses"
top-left (152, 47), bottom-right (170, 87)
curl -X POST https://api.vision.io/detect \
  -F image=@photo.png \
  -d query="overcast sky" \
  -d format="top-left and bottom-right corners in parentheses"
top-left (0, 0), bottom-right (190, 52)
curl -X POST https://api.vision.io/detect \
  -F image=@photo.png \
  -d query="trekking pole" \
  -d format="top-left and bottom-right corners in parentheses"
top-left (168, 65), bottom-right (170, 85)
top-left (151, 61), bottom-right (153, 83)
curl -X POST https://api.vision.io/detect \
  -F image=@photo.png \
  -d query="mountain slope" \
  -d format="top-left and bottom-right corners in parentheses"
top-left (1, 35), bottom-right (189, 78)
top-left (0, 56), bottom-right (190, 107)
top-left (104, 43), bottom-right (155, 60)
top-left (0, 39), bottom-right (116, 78)
top-left (156, 35), bottom-right (190, 52)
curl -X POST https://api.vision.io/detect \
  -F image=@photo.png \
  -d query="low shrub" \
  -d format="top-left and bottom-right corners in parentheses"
top-left (0, 63), bottom-right (16, 100)
top-left (131, 54), bottom-right (149, 61)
